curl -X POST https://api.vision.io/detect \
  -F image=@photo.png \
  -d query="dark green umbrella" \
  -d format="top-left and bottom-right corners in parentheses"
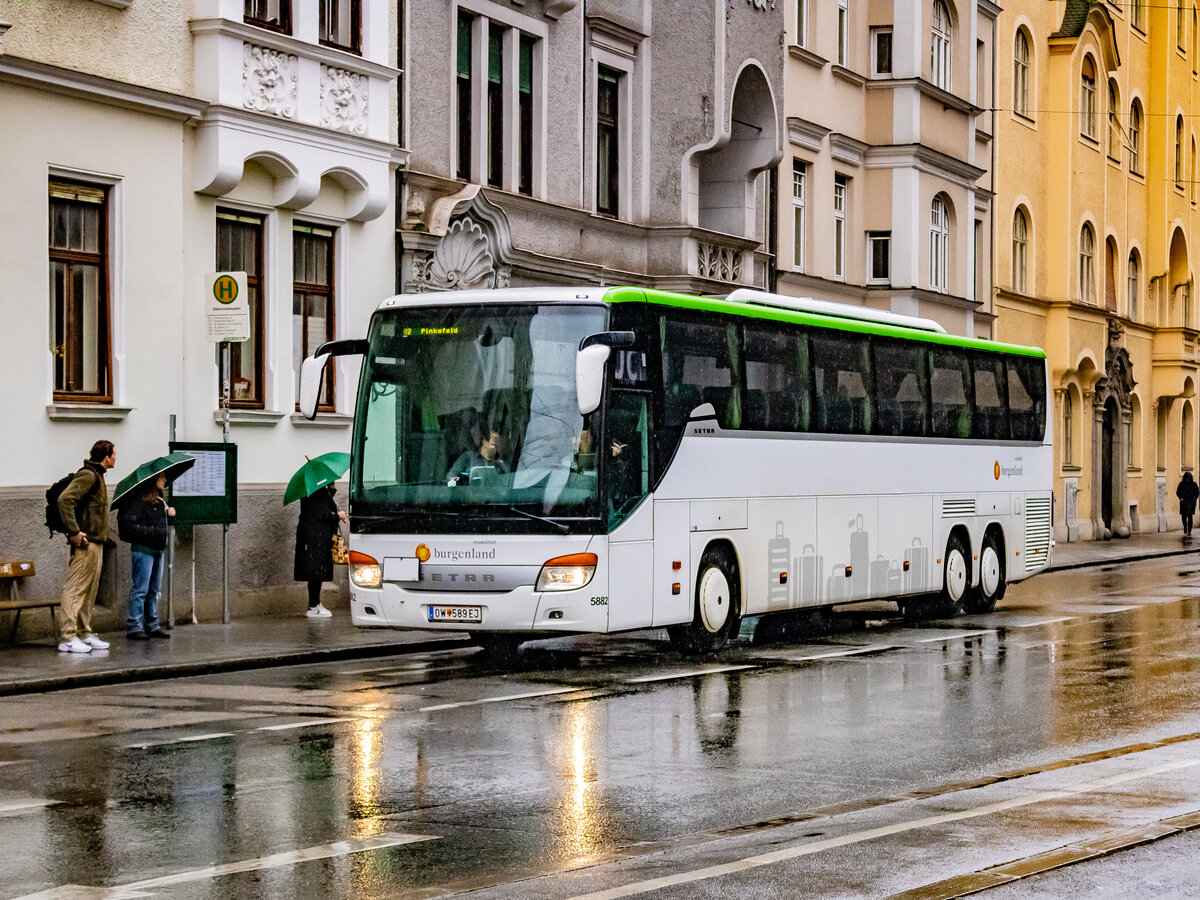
top-left (111, 451), bottom-right (196, 509)
top-left (284, 452), bottom-right (351, 505)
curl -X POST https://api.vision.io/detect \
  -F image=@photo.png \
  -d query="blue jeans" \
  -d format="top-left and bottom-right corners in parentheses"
top-left (128, 550), bottom-right (163, 634)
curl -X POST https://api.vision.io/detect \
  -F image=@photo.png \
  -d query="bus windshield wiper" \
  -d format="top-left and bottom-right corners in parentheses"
top-left (506, 506), bottom-right (570, 533)
top-left (356, 510), bottom-right (473, 533)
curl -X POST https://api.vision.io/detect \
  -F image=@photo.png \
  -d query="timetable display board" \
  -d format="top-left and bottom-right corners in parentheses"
top-left (169, 441), bottom-right (237, 526)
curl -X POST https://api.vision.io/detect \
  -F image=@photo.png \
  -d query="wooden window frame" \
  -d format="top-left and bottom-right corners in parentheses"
top-left (50, 180), bottom-right (112, 403)
top-left (293, 224), bottom-right (336, 412)
top-left (596, 65), bottom-right (620, 217)
top-left (319, 0), bottom-right (361, 54)
top-left (244, 0), bottom-right (292, 35)
top-left (216, 210), bottom-right (266, 409)
top-left (792, 160), bottom-right (807, 273)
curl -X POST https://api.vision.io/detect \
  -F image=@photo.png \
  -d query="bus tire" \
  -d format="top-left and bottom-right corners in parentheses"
top-left (471, 633), bottom-right (524, 661)
top-left (669, 547), bottom-right (741, 654)
top-left (937, 532), bottom-right (970, 615)
top-left (962, 531), bottom-right (1005, 614)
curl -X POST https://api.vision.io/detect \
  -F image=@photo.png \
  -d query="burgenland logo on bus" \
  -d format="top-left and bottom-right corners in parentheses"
top-left (415, 542), bottom-right (496, 562)
top-left (994, 458), bottom-right (1024, 480)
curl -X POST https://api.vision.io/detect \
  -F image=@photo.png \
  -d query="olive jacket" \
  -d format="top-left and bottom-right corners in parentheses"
top-left (58, 460), bottom-right (109, 543)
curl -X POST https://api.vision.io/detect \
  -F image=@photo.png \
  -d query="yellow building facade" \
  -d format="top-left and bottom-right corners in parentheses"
top-left (995, 0), bottom-right (1200, 542)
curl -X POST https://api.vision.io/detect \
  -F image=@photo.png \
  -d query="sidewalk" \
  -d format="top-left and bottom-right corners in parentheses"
top-left (2, 531), bottom-right (1198, 697)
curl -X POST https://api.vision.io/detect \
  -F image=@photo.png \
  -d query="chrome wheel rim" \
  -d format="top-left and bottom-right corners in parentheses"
top-left (980, 545), bottom-right (1001, 597)
top-left (946, 548), bottom-right (968, 601)
top-left (698, 567), bottom-right (730, 634)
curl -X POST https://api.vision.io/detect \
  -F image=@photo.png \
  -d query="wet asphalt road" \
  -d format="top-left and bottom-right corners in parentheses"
top-left (2, 557), bottom-right (1200, 899)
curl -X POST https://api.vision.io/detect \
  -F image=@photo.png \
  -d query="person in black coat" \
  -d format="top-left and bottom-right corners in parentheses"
top-left (294, 485), bottom-right (345, 617)
top-left (1177, 472), bottom-right (1199, 536)
top-left (117, 473), bottom-right (175, 639)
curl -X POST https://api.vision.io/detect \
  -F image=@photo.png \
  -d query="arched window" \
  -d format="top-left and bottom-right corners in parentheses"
top-left (1064, 390), bottom-right (1075, 466)
top-left (1192, 136), bottom-right (1197, 203)
top-left (1128, 250), bottom-right (1140, 320)
top-left (1105, 237), bottom-right (1117, 310)
top-left (1176, 116), bottom-right (1185, 186)
top-left (1080, 56), bottom-right (1097, 140)
top-left (1130, 394), bottom-right (1142, 469)
top-left (931, 1), bottom-right (952, 91)
top-left (930, 195), bottom-right (950, 293)
top-left (1079, 223), bottom-right (1096, 303)
top-left (1107, 81), bottom-right (1121, 159)
top-left (1013, 29), bottom-right (1030, 118)
top-left (1012, 207), bottom-right (1029, 294)
top-left (1129, 101), bottom-right (1143, 174)
top-left (1183, 402), bottom-right (1194, 470)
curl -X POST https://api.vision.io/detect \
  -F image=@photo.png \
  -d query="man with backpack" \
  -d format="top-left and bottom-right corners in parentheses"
top-left (55, 440), bottom-right (116, 653)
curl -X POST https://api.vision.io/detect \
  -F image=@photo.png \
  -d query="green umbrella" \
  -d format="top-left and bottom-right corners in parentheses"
top-left (284, 452), bottom-right (351, 505)
top-left (111, 451), bottom-right (196, 509)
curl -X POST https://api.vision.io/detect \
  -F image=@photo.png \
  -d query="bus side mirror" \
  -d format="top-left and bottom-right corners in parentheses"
top-left (576, 344), bottom-right (611, 416)
top-left (299, 354), bottom-right (330, 420)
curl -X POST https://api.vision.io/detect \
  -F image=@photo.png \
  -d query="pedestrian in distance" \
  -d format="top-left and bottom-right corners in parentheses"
top-left (294, 484), bottom-right (346, 617)
top-left (56, 440), bottom-right (115, 653)
top-left (117, 473), bottom-right (175, 640)
top-left (1177, 472), bottom-right (1199, 537)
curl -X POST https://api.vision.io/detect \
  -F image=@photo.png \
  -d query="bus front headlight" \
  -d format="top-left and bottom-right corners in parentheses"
top-left (349, 551), bottom-right (382, 589)
top-left (535, 553), bottom-right (598, 591)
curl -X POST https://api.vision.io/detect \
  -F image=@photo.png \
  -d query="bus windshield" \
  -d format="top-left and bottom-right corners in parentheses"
top-left (352, 303), bottom-right (608, 531)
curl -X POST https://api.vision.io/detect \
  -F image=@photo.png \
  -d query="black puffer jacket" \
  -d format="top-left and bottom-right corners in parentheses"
top-left (118, 494), bottom-right (171, 551)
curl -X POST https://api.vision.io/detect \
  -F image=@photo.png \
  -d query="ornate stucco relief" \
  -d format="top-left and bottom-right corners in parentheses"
top-left (698, 242), bottom-right (743, 283)
top-left (243, 43), bottom-right (297, 118)
top-left (320, 65), bottom-right (368, 135)
top-left (746, 0), bottom-right (777, 9)
top-left (409, 219), bottom-right (511, 292)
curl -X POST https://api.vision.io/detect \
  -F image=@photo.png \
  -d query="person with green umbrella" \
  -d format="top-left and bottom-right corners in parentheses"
top-left (288, 453), bottom-right (349, 618)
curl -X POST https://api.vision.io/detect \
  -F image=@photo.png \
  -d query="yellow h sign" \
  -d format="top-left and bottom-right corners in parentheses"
top-left (213, 274), bottom-right (240, 305)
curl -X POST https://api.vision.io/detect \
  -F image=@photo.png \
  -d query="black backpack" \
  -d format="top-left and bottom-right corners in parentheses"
top-left (45, 469), bottom-right (98, 538)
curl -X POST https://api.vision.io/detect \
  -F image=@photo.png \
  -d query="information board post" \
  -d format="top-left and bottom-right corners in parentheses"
top-left (169, 441), bottom-right (237, 625)
top-left (220, 342), bottom-right (231, 623)
top-left (167, 414), bottom-right (176, 627)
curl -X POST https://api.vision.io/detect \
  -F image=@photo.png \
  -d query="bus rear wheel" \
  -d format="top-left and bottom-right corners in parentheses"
top-left (937, 532), bottom-right (970, 615)
top-left (669, 547), bottom-right (741, 654)
top-left (962, 532), bottom-right (1005, 614)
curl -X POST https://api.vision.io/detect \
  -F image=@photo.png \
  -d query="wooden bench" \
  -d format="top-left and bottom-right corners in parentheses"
top-left (0, 561), bottom-right (55, 643)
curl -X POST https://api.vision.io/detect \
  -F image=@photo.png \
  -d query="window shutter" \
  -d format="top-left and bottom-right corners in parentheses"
top-left (457, 13), bottom-right (472, 80)
top-left (488, 26), bottom-right (503, 85)
top-left (519, 36), bottom-right (533, 94)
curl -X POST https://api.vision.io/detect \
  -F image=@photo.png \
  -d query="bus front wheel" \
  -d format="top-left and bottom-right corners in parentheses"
top-left (962, 532), bottom-right (1005, 614)
top-left (669, 548), bottom-right (741, 654)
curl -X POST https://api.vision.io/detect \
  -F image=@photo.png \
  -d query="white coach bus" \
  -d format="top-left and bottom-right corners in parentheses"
top-left (300, 286), bottom-right (1052, 654)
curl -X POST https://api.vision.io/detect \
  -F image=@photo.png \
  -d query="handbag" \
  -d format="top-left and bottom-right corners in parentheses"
top-left (331, 528), bottom-right (350, 565)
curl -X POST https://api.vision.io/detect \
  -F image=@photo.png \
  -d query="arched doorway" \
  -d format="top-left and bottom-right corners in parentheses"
top-left (1101, 397), bottom-right (1117, 531)
top-left (1091, 320), bottom-right (1136, 539)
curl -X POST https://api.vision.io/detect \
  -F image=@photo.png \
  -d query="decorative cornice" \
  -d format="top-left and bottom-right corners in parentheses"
top-left (864, 143), bottom-right (987, 188)
top-left (831, 65), bottom-right (866, 88)
top-left (829, 133), bottom-right (868, 166)
top-left (197, 104), bottom-right (402, 162)
top-left (787, 116), bottom-right (831, 152)
top-left (586, 15), bottom-right (646, 56)
top-left (0, 55), bottom-right (207, 121)
top-left (866, 77), bottom-right (981, 116)
top-left (788, 44), bottom-right (827, 70)
top-left (977, 0), bottom-right (1002, 19)
top-left (544, 1), bottom-right (579, 20)
top-left (189, 18), bottom-right (400, 81)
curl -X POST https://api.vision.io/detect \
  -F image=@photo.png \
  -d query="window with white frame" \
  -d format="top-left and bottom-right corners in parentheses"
top-left (319, 0), bottom-right (360, 54)
top-left (50, 180), bottom-right (111, 402)
top-left (837, 0), bottom-right (849, 67)
top-left (792, 160), bottom-right (807, 272)
top-left (1129, 100), bottom-right (1142, 174)
top-left (872, 28), bottom-right (892, 76)
top-left (1012, 207), bottom-right (1028, 294)
top-left (1013, 28), bottom-right (1030, 118)
top-left (1079, 223), bottom-right (1096, 304)
top-left (245, 0), bottom-right (290, 34)
top-left (930, 195), bottom-right (950, 293)
top-left (456, 10), bottom-right (539, 197)
top-left (833, 175), bottom-right (847, 281)
top-left (1107, 81), bottom-right (1121, 160)
top-left (1063, 390), bottom-right (1074, 465)
top-left (931, 0), bottom-right (952, 91)
top-left (1080, 56), bottom-right (1097, 140)
top-left (867, 232), bottom-right (890, 284)
top-left (795, 0), bottom-right (808, 49)
top-left (293, 223), bottom-right (335, 410)
top-left (217, 210), bottom-right (265, 408)
top-left (1128, 250), bottom-right (1140, 320)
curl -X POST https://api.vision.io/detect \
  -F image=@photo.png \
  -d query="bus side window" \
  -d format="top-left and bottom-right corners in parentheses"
top-left (929, 349), bottom-right (972, 439)
top-left (1007, 357), bottom-right (1046, 441)
top-left (663, 315), bottom-right (736, 428)
top-left (812, 332), bottom-right (873, 435)
top-left (872, 338), bottom-right (928, 437)
top-left (971, 353), bottom-right (1009, 441)
top-left (742, 324), bottom-right (807, 432)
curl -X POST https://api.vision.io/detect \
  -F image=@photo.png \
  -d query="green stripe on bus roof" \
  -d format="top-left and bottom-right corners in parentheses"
top-left (603, 287), bottom-right (1046, 358)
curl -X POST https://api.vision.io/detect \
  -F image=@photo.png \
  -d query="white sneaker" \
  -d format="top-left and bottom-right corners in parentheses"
top-left (57, 637), bottom-right (92, 653)
top-left (82, 634), bottom-right (110, 649)
top-left (306, 603), bottom-right (332, 618)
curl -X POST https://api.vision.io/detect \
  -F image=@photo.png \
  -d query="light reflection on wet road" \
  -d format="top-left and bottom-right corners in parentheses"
top-left (1, 557), bottom-right (1200, 898)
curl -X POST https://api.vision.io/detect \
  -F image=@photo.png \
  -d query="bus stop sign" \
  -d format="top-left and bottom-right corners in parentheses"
top-left (205, 272), bottom-right (250, 343)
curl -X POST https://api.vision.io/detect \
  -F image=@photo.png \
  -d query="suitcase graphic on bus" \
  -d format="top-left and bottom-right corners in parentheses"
top-left (887, 560), bottom-right (903, 593)
top-left (870, 554), bottom-right (892, 597)
top-left (904, 537), bottom-right (929, 593)
top-left (825, 562), bottom-right (850, 604)
top-left (767, 521), bottom-right (791, 610)
top-left (849, 514), bottom-right (870, 599)
top-left (793, 544), bottom-right (822, 606)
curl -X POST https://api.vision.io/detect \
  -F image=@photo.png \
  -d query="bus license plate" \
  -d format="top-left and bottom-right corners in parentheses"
top-left (428, 605), bottom-right (482, 623)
